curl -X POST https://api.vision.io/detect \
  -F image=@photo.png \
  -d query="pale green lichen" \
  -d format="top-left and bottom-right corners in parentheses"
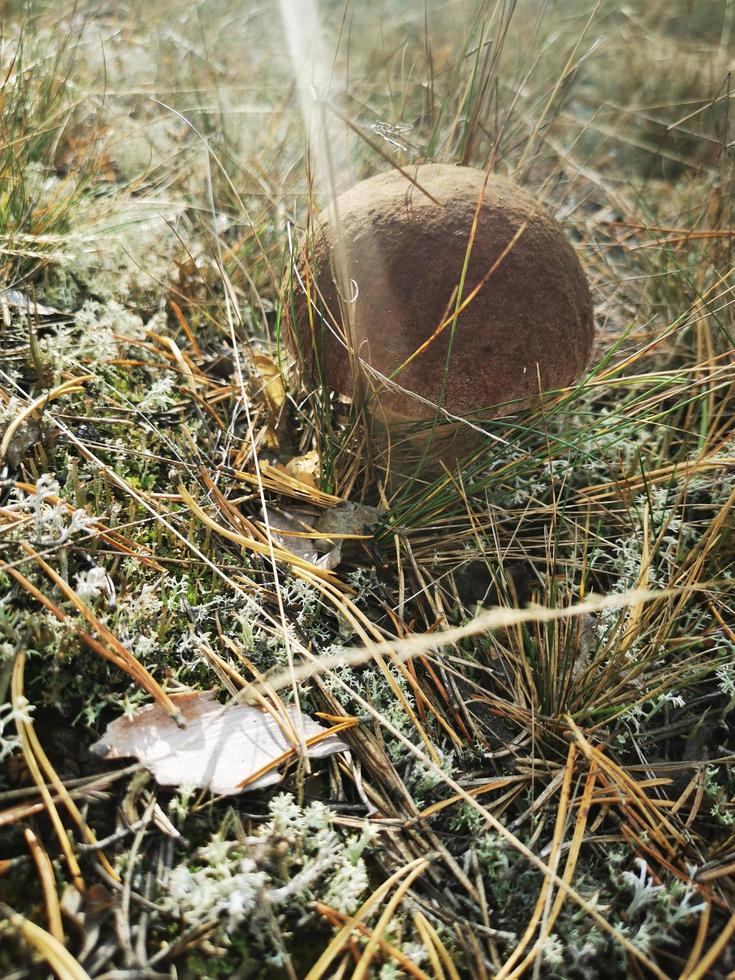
top-left (164, 793), bottom-right (376, 951)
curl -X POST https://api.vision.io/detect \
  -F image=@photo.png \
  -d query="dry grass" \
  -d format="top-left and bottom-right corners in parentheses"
top-left (0, 1), bottom-right (734, 977)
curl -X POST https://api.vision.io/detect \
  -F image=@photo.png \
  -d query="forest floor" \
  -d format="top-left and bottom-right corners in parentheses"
top-left (1, 1), bottom-right (735, 977)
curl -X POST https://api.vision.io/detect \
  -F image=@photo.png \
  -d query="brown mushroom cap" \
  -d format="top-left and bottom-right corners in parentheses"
top-left (293, 164), bottom-right (594, 420)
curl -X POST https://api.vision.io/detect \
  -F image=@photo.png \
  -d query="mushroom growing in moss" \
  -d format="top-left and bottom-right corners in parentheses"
top-left (291, 164), bottom-right (594, 423)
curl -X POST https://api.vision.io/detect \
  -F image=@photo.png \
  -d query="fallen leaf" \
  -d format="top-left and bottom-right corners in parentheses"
top-left (252, 351), bottom-right (286, 413)
top-left (264, 504), bottom-right (321, 564)
top-left (263, 503), bottom-right (342, 570)
top-left (91, 691), bottom-right (350, 796)
top-left (315, 501), bottom-right (382, 537)
top-left (1, 288), bottom-right (66, 318)
top-left (284, 450), bottom-right (320, 489)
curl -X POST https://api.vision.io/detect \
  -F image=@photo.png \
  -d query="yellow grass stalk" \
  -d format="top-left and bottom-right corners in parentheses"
top-left (0, 375), bottom-right (93, 461)
top-left (682, 911), bottom-right (735, 979)
top-left (508, 763), bottom-right (599, 978)
top-left (178, 482), bottom-right (344, 586)
top-left (21, 544), bottom-right (182, 723)
top-left (413, 911), bottom-right (462, 980)
top-left (352, 859), bottom-right (431, 980)
top-left (23, 829), bottom-right (63, 942)
top-left (11, 654), bottom-right (84, 893)
top-left (495, 743), bottom-right (577, 978)
top-left (680, 903), bottom-right (711, 978)
top-left (314, 902), bottom-right (428, 979)
top-left (305, 858), bottom-right (429, 980)
top-left (2, 904), bottom-right (91, 980)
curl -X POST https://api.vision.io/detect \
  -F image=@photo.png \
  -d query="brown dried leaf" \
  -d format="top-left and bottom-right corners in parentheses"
top-left (284, 450), bottom-right (320, 489)
top-left (315, 501), bottom-right (382, 537)
top-left (252, 351), bottom-right (286, 413)
top-left (91, 691), bottom-right (349, 796)
top-left (264, 503), bottom-right (343, 571)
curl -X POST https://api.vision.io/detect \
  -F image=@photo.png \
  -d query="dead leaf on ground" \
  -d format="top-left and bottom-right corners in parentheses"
top-left (91, 691), bottom-right (350, 795)
top-left (315, 501), bottom-right (382, 538)
top-left (264, 503), bottom-right (342, 570)
top-left (252, 351), bottom-right (286, 413)
top-left (1, 288), bottom-right (67, 318)
top-left (284, 450), bottom-right (320, 488)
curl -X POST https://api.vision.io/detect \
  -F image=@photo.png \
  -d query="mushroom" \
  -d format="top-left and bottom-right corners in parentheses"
top-left (291, 164), bottom-right (594, 425)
